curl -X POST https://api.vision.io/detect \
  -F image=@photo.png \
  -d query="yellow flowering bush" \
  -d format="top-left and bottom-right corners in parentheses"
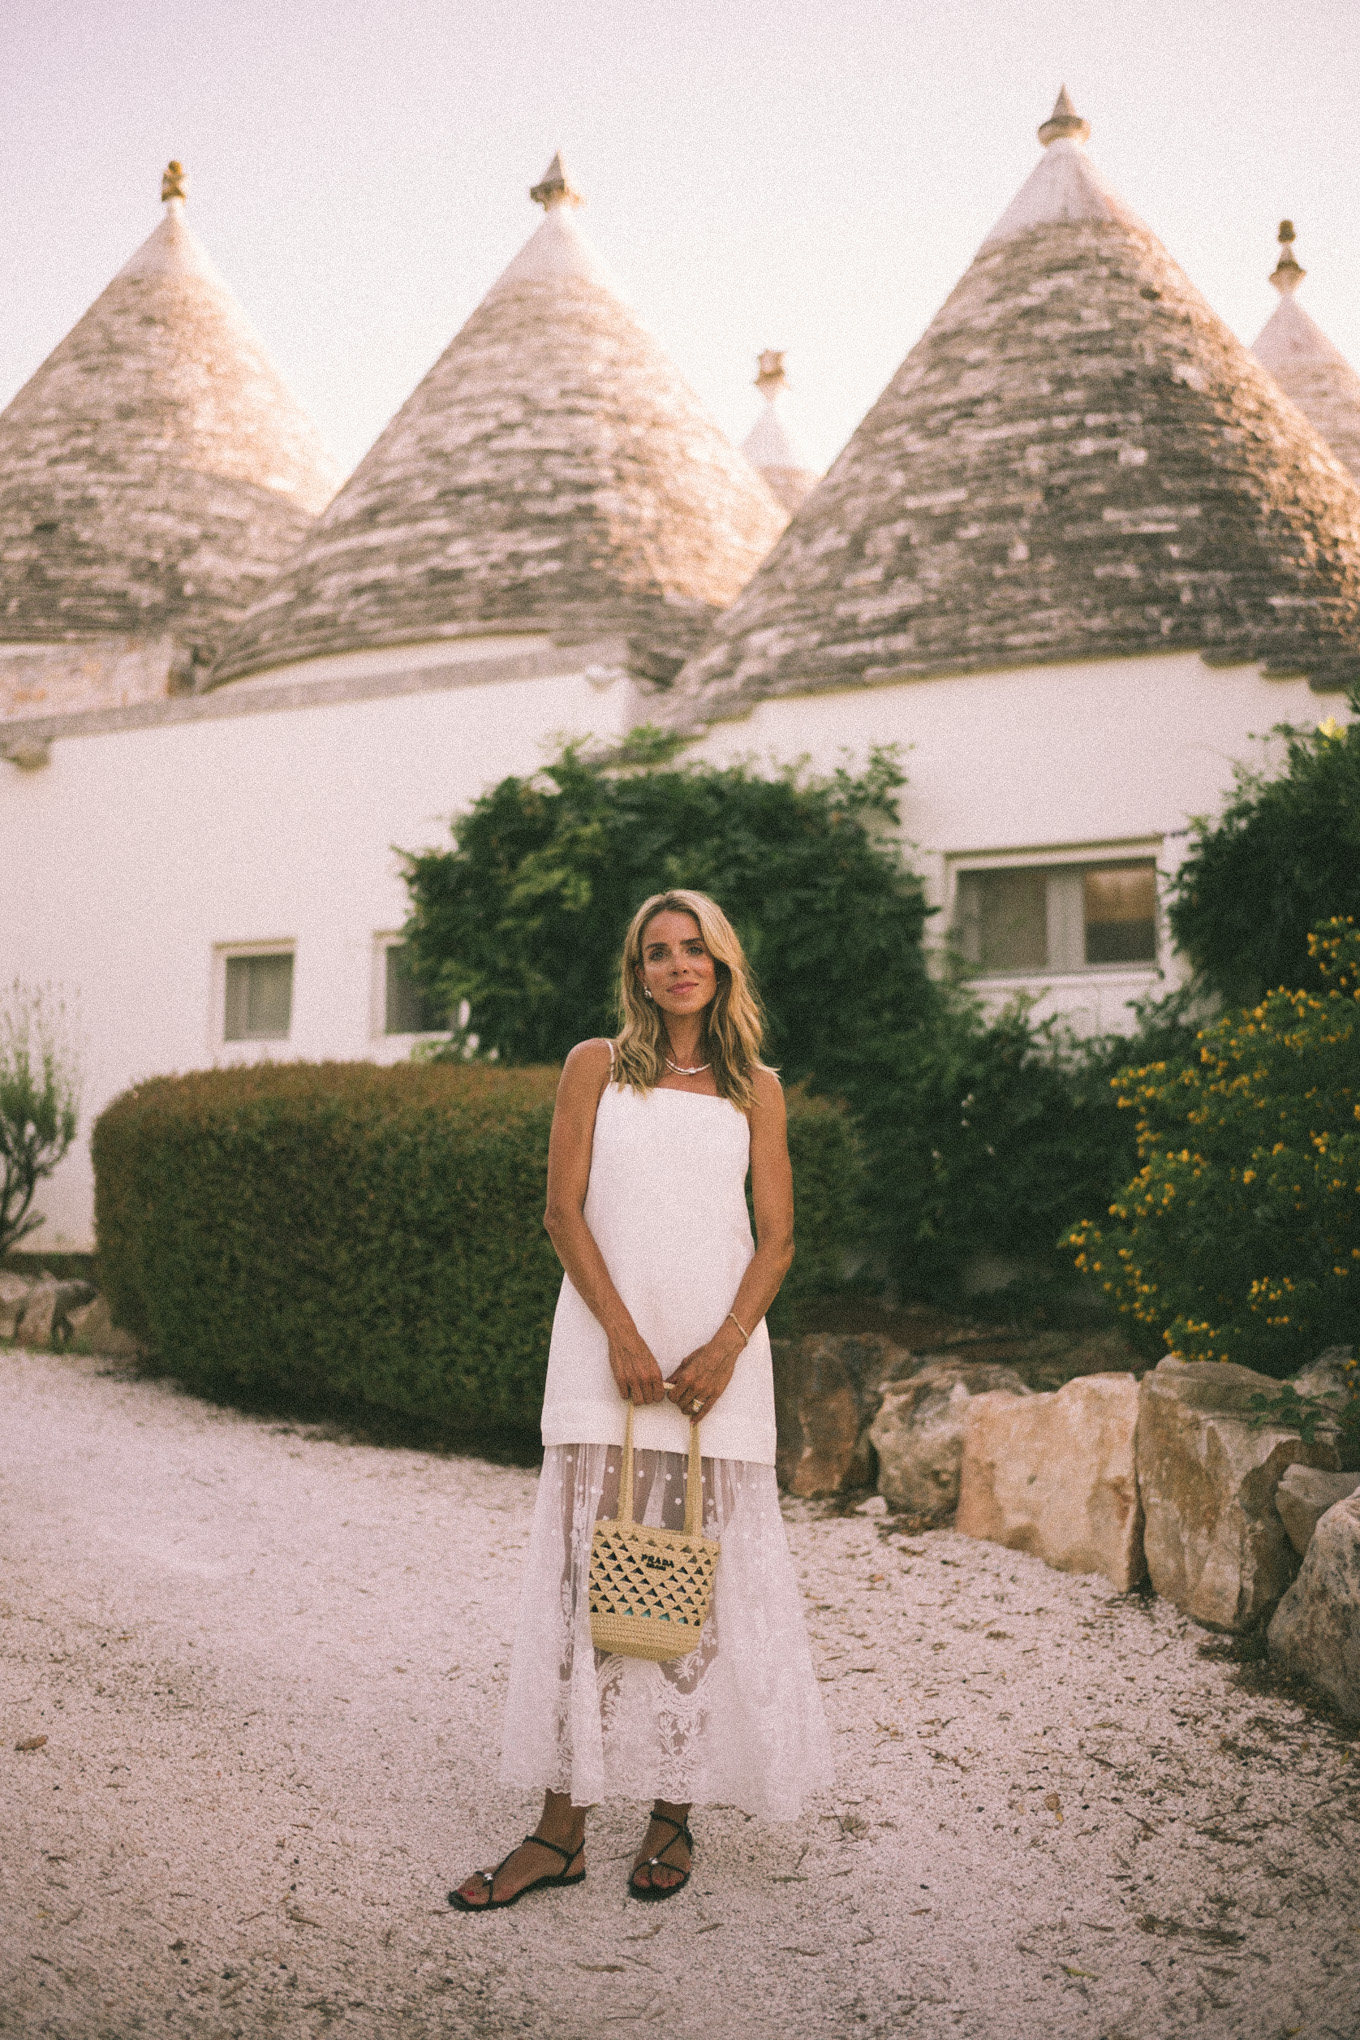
top-left (1068, 920), bottom-right (1360, 1377)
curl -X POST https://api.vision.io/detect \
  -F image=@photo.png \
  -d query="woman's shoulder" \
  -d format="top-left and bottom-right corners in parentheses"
top-left (750, 1062), bottom-right (784, 1104)
top-left (740, 1062), bottom-right (785, 1126)
top-left (565, 1036), bottom-right (615, 1066)
top-left (561, 1038), bottom-right (616, 1086)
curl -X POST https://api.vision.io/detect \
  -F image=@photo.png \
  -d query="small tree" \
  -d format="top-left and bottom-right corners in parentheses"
top-left (1169, 709), bottom-right (1360, 1008)
top-left (400, 735), bottom-right (936, 1081)
top-left (1068, 919), bottom-right (1360, 1377)
top-left (400, 736), bottom-right (1188, 1302)
top-left (0, 982), bottom-right (81, 1257)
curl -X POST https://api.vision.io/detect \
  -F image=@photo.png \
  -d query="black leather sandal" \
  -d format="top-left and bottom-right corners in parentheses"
top-left (448, 1834), bottom-right (585, 1912)
top-left (627, 1815), bottom-right (693, 1902)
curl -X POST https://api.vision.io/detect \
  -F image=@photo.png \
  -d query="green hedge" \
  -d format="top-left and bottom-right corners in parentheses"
top-left (93, 1061), bottom-right (860, 1440)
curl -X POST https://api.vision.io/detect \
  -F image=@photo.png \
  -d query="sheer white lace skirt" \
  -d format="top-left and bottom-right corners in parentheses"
top-left (498, 1443), bottom-right (834, 1822)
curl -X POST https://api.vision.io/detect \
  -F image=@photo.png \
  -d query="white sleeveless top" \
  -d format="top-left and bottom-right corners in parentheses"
top-left (539, 1077), bottom-right (778, 1465)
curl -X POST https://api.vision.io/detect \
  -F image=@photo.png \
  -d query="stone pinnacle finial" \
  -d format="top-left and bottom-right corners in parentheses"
top-left (161, 160), bottom-right (187, 203)
top-left (530, 151), bottom-right (584, 210)
top-left (755, 349), bottom-right (788, 397)
top-left (1038, 86), bottom-right (1091, 148)
top-left (1270, 218), bottom-right (1306, 296)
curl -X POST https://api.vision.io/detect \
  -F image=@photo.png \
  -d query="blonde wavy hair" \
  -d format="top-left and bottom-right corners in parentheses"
top-left (613, 890), bottom-right (767, 1112)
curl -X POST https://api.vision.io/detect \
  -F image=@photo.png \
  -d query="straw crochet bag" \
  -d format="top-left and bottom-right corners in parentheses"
top-left (589, 1401), bottom-right (720, 1662)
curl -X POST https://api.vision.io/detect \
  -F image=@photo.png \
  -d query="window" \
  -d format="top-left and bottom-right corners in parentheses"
top-left (383, 942), bottom-right (447, 1036)
top-left (954, 867), bottom-right (1048, 972)
top-left (223, 951), bottom-right (293, 1041)
top-left (953, 860), bottom-right (1158, 975)
top-left (1083, 865), bottom-right (1158, 965)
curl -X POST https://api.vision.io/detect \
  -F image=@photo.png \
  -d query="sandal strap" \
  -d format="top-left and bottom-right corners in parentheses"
top-left (647, 1814), bottom-right (688, 1843)
top-left (642, 1815), bottom-right (693, 1864)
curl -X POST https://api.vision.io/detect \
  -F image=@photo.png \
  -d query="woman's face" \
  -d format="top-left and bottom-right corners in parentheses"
top-left (636, 910), bottom-right (718, 1018)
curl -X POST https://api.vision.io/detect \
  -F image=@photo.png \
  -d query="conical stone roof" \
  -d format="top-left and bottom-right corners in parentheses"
top-left (1252, 222), bottom-right (1360, 482)
top-left (742, 351), bottom-right (818, 515)
top-left (212, 157), bottom-right (787, 687)
top-left (669, 94), bottom-right (1360, 723)
top-left (0, 166), bottom-right (339, 657)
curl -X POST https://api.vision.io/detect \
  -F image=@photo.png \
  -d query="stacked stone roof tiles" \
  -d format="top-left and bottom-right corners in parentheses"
top-left (1252, 224), bottom-right (1360, 483)
top-left (669, 95), bottom-right (1360, 724)
top-left (0, 177), bottom-right (339, 658)
top-left (212, 159), bottom-right (787, 687)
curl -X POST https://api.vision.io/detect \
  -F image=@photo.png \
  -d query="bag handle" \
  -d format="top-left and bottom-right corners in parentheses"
top-left (618, 1400), bottom-right (704, 1537)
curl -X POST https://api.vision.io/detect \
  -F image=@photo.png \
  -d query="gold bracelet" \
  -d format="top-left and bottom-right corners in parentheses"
top-left (725, 1310), bottom-right (750, 1345)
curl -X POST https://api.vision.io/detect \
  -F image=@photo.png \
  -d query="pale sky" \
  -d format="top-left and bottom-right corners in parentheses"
top-left (3, 0), bottom-right (1357, 480)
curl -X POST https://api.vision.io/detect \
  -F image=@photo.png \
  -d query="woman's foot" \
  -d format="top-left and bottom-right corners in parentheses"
top-left (452, 1799), bottom-right (586, 1910)
top-left (451, 1834), bottom-right (585, 1910)
top-left (629, 1802), bottom-right (692, 1897)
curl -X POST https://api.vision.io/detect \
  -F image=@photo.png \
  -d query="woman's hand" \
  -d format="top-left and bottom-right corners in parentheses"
top-left (608, 1326), bottom-right (668, 1405)
top-left (665, 1326), bottom-right (744, 1420)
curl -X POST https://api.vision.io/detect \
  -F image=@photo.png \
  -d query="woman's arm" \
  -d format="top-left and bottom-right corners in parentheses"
top-left (543, 1042), bottom-right (668, 1406)
top-left (666, 1067), bottom-right (795, 1415)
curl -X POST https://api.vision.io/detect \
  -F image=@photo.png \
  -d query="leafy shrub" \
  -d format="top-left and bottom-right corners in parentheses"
top-left (401, 737), bottom-right (935, 1083)
top-left (878, 985), bottom-right (1203, 1301)
top-left (1169, 709), bottom-right (1360, 1007)
top-left (1068, 920), bottom-right (1360, 1377)
top-left (93, 1061), bottom-right (861, 1438)
top-left (1, 981), bottom-right (81, 1256)
top-left (775, 1088), bottom-right (865, 1328)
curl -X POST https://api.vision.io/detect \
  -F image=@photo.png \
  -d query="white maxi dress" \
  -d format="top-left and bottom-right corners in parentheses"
top-left (499, 1076), bottom-right (833, 1821)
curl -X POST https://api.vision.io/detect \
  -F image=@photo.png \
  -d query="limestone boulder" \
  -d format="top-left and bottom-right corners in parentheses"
top-left (1268, 1494), bottom-right (1360, 1720)
top-left (0, 1271), bottom-right (32, 1340)
top-left (1275, 1466), bottom-right (1360, 1557)
top-left (16, 1281), bottom-right (60, 1347)
top-left (1136, 1357), bottom-right (1341, 1632)
top-left (66, 1293), bottom-right (142, 1359)
top-left (16, 1278), bottom-right (96, 1349)
top-left (871, 1362), bottom-right (1032, 1522)
top-left (772, 1334), bottom-right (910, 1497)
top-left (955, 1373), bottom-right (1145, 1590)
top-left (1295, 1348), bottom-right (1355, 1402)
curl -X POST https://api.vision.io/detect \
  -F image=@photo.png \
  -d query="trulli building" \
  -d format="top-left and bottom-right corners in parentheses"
top-left (0, 155), bottom-right (786, 1249)
top-left (4, 105), bottom-right (1360, 1255)
top-left (0, 164), bottom-right (340, 725)
top-left (1250, 220), bottom-right (1360, 483)
top-left (668, 91), bottom-right (1360, 1031)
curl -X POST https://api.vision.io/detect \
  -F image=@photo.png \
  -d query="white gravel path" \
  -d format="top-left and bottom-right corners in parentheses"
top-left (2, 1347), bottom-right (1358, 2040)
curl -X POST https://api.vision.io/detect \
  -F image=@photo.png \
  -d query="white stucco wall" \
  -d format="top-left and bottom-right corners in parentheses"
top-left (0, 642), bottom-right (643, 1250)
top-left (681, 649), bottom-right (1347, 1028)
top-left (2, 639), bottom-right (1347, 1254)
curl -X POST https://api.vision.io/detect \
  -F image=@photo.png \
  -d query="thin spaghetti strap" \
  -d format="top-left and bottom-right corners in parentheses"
top-left (607, 1038), bottom-right (615, 1076)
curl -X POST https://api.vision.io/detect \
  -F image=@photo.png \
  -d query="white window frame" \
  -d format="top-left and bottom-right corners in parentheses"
top-left (211, 940), bottom-right (297, 1057)
top-left (945, 838), bottom-right (1166, 983)
top-left (372, 933), bottom-right (452, 1043)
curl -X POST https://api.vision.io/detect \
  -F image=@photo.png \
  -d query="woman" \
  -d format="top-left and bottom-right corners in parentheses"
top-left (450, 889), bottom-right (832, 1909)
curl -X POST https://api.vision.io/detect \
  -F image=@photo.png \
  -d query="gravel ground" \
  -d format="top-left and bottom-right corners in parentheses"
top-left (2, 1347), bottom-right (1358, 2040)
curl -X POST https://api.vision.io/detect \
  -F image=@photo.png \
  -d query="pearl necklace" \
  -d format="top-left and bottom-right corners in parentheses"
top-left (665, 1056), bottom-right (711, 1076)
